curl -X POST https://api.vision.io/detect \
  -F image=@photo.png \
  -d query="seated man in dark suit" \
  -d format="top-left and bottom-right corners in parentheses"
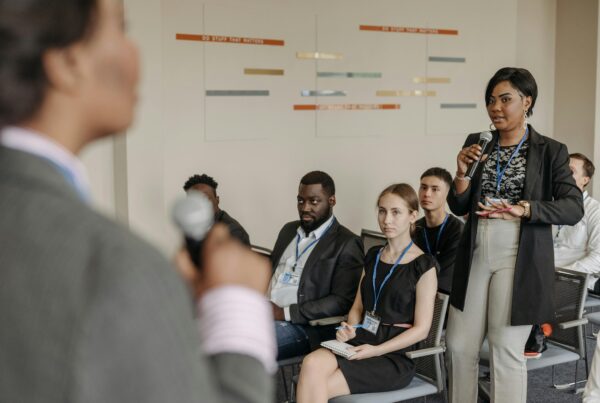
top-left (268, 171), bottom-right (364, 360)
top-left (413, 167), bottom-right (464, 294)
top-left (184, 173), bottom-right (250, 245)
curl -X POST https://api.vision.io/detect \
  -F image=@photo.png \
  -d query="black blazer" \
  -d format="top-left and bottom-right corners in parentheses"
top-left (270, 218), bottom-right (364, 327)
top-left (447, 126), bottom-right (584, 325)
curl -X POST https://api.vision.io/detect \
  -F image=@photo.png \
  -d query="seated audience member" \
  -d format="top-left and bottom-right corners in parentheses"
top-left (553, 153), bottom-right (600, 293)
top-left (184, 173), bottom-right (250, 246)
top-left (413, 167), bottom-right (464, 294)
top-left (268, 171), bottom-right (364, 360)
top-left (583, 332), bottom-right (600, 402)
top-left (296, 184), bottom-right (438, 402)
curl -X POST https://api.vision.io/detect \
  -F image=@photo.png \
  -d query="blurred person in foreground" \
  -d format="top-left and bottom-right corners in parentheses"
top-left (0, 1), bottom-right (275, 402)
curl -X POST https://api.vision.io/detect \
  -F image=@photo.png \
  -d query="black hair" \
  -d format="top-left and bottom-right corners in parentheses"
top-left (570, 153), bottom-right (595, 181)
top-left (183, 174), bottom-right (218, 193)
top-left (0, 0), bottom-right (99, 129)
top-left (485, 67), bottom-right (538, 117)
top-left (420, 167), bottom-right (453, 188)
top-left (300, 171), bottom-right (335, 197)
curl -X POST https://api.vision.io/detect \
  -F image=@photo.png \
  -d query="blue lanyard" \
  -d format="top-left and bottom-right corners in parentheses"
top-left (495, 128), bottom-right (528, 195)
top-left (294, 218), bottom-right (334, 269)
top-left (422, 214), bottom-right (449, 256)
top-left (372, 241), bottom-right (413, 312)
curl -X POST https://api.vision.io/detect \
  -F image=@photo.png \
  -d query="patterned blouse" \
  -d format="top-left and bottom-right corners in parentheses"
top-left (480, 141), bottom-right (529, 205)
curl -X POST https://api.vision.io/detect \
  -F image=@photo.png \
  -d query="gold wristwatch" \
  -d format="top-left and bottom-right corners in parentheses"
top-left (517, 200), bottom-right (531, 218)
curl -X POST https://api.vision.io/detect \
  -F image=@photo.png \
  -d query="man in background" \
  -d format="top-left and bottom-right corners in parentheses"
top-left (268, 171), bottom-right (364, 359)
top-left (184, 173), bottom-right (251, 246)
top-left (554, 153), bottom-right (600, 293)
top-left (413, 167), bottom-right (464, 294)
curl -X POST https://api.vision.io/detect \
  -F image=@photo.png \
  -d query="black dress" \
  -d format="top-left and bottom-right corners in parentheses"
top-left (336, 246), bottom-right (438, 394)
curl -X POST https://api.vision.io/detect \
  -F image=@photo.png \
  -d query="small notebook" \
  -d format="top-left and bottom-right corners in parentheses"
top-left (320, 340), bottom-right (356, 359)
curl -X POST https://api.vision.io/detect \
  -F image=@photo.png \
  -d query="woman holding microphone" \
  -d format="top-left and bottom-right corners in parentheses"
top-left (446, 67), bottom-right (583, 403)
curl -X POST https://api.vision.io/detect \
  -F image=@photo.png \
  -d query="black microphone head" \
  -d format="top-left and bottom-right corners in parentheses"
top-left (480, 131), bottom-right (493, 143)
top-left (172, 191), bottom-right (214, 241)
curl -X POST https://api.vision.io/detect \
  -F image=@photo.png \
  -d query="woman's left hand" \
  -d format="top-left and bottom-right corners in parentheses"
top-left (476, 198), bottom-right (525, 220)
top-left (348, 344), bottom-right (381, 360)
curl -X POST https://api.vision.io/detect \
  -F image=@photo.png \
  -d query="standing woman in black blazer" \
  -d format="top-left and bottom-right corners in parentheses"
top-left (445, 67), bottom-right (583, 403)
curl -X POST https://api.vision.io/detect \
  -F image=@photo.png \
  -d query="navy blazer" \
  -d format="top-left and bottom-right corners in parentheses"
top-left (447, 125), bottom-right (584, 325)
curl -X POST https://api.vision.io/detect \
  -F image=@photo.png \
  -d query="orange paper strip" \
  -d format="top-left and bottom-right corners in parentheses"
top-left (359, 25), bottom-right (458, 36)
top-left (176, 33), bottom-right (284, 46)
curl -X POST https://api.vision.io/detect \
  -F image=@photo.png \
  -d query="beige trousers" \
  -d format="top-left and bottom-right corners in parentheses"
top-left (446, 219), bottom-right (532, 403)
top-left (583, 332), bottom-right (600, 402)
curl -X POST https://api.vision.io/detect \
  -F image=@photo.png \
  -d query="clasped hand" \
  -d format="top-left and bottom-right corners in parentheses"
top-left (476, 198), bottom-right (525, 220)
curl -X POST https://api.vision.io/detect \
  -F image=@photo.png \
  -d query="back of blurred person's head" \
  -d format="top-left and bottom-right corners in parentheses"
top-left (0, 0), bottom-right (139, 151)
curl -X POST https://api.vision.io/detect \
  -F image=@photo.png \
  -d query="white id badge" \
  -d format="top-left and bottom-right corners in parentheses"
top-left (362, 311), bottom-right (381, 335)
top-left (279, 272), bottom-right (300, 286)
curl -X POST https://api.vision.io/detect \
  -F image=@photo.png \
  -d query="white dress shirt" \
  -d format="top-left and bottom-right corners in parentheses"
top-left (554, 191), bottom-right (600, 289)
top-left (269, 214), bottom-right (335, 321)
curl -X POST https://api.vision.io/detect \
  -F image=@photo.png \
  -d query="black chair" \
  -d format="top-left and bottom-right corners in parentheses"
top-left (479, 268), bottom-right (590, 399)
top-left (360, 229), bottom-right (386, 253)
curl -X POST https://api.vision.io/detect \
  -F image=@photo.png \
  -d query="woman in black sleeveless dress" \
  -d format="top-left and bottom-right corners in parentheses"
top-left (296, 184), bottom-right (438, 402)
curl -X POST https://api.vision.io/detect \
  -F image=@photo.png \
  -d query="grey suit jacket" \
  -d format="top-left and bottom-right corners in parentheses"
top-left (0, 146), bottom-right (272, 403)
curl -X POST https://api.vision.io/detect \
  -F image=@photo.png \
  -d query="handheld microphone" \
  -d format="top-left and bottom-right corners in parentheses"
top-left (465, 131), bottom-right (493, 180)
top-left (172, 191), bottom-right (214, 269)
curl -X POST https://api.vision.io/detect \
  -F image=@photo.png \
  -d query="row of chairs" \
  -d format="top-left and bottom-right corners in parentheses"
top-left (255, 228), bottom-right (597, 402)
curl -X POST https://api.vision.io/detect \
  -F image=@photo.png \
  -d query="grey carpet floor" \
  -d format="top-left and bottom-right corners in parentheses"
top-left (276, 333), bottom-right (597, 403)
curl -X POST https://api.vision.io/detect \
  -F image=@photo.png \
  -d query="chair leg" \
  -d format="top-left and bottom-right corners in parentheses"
top-left (553, 360), bottom-right (588, 390)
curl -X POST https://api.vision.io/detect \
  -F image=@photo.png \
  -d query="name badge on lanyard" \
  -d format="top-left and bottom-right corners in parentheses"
top-left (364, 241), bottom-right (413, 335)
top-left (279, 271), bottom-right (301, 286)
top-left (362, 311), bottom-right (381, 334)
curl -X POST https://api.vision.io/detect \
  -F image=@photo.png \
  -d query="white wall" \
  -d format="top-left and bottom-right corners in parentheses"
top-left (554, 0), bottom-right (598, 159)
top-left (81, 0), bottom-right (560, 254)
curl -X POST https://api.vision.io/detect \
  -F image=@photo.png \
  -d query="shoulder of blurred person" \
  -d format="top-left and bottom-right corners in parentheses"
top-left (0, 146), bottom-right (216, 402)
top-left (0, 0), bottom-right (273, 401)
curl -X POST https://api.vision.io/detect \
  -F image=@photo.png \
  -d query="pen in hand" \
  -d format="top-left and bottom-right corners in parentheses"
top-left (335, 324), bottom-right (364, 330)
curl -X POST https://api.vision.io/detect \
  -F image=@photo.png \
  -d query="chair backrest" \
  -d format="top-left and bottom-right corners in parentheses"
top-left (360, 229), bottom-right (386, 253)
top-left (251, 244), bottom-right (273, 258)
top-left (549, 268), bottom-right (589, 357)
top-left (414, 292), bottom-right (449, 391)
